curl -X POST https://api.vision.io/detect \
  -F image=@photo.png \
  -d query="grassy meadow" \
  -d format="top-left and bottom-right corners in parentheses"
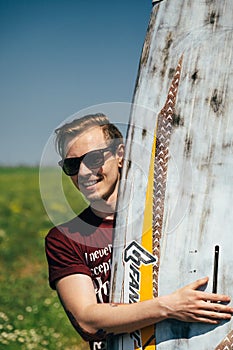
top-left (0, 167), bottom-right (89, 350)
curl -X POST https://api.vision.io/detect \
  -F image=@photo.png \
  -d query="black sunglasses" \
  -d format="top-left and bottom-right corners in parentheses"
top-left (58, 146), bottom-right (113, 176)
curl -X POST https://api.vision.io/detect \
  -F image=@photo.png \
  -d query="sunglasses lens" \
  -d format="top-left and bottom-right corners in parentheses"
top-left (60, 147), bottom-right (111, 176)
top-left (83, 150), bottom-right (104, 168)
top-left (63, 158), bottom-right (80, 176)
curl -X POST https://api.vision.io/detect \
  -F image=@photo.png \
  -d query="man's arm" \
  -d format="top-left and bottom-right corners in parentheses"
top-left (56, 274), bottom-right (233, 340)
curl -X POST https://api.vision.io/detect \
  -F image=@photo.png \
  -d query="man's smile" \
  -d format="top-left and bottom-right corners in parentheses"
top-left (83, 180), bottom-right (98, 187)
top-left (79, 176), bottom-right (103, 190)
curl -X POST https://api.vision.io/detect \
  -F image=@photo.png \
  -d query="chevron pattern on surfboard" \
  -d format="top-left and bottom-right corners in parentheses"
top-left (215, 330), bottom-right (233, 350)
top-left (152, 55), bottom-right (183, 298)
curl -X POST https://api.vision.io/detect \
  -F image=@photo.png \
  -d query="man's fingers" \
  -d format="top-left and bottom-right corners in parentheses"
top-left (201, 292), bottom-right (231, 303)
top-left (194, 309), bottom-right (232, 321)
top-left (192, 317), bottom-right (219, 324)
top-left (186, 277), bottom-right (209, 290)
top-left (200, 300), bottom-right (233, 313)
top-left (186, 277), bottom-right (231, 304)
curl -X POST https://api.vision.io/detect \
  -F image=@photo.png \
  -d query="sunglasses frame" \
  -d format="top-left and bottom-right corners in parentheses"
top-left (58, 146), bottom-right (113, 176)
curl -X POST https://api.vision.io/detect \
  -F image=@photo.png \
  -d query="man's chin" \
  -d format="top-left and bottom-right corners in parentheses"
top-left (88, 196), bottom-right (101, 203)
top-left (85, 192), bottom-right (103, 203)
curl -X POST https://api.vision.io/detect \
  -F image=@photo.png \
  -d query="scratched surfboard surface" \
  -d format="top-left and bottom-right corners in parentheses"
top-left (110, 0), bottom-right (233, 349)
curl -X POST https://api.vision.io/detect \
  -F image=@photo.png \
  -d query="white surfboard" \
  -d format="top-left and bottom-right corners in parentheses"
top-left (110, 0), bottom-right (233, 349)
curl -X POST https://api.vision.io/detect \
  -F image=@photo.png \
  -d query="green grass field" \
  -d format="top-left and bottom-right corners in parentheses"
top-left (0, 167), bottom-right (89, 350)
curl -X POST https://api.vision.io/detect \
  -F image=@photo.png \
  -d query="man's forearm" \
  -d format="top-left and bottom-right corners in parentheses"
top-left (73, 298), bottom-right (166, 337)
top-left (57, 275), bottom-right (233, 342)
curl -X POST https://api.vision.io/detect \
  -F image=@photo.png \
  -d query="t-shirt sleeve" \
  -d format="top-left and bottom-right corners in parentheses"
top-left (45, 227), bottom-right (92, 289)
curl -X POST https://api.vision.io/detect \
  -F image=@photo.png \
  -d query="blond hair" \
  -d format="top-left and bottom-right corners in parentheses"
top-left (55, 113), bottom-right (123, 158)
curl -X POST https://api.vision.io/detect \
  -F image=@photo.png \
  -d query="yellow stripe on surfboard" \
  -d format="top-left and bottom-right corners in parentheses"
top-left (136, 132), bottom-right (156, 350)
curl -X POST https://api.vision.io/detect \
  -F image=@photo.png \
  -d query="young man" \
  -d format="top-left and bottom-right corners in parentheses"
top-left (45, 113), bottom-right (233, 350)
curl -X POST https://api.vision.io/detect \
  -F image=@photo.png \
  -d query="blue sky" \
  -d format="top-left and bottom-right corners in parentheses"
top-left (0, 0), bottom-right (151, 165)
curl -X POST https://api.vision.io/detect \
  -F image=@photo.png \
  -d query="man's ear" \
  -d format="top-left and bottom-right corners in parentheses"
top-left (116, 144), bottom-right (124, 168)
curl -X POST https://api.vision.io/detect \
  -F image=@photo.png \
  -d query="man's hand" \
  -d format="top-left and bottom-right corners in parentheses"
top-left (159, 277), bottom-right (233, 324)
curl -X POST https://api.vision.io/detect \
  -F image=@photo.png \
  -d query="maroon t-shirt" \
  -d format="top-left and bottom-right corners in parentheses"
top-left (45, 206), bottom-right (113, 350)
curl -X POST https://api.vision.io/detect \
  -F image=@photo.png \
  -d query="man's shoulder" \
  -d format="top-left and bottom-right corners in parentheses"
top-left (46, 206), bottom-right (113, 242)
top-left (46, 206), bottom-right (91, 238)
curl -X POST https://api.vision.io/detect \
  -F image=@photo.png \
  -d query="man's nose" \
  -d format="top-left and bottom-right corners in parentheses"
top-left (78, 160), bottom-right (93, 176)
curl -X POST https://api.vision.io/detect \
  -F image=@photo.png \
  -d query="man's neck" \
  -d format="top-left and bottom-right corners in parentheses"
top-left (90, 197), bottom-right (116, 220)
top-left (91, 208), bottom-right (114, 220)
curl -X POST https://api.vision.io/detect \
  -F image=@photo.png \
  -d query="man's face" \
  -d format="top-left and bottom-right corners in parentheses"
top-left (65, 126), bottom-right (123, 205)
